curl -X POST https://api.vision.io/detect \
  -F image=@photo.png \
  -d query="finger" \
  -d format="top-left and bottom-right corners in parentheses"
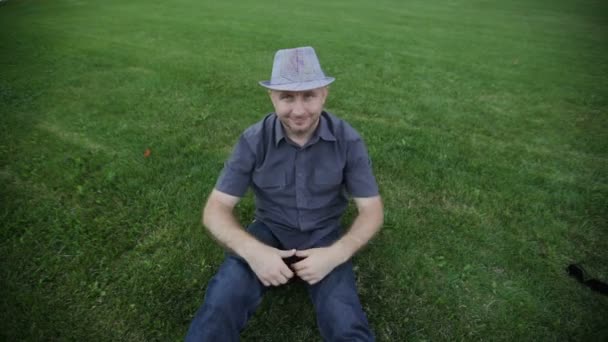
top-left (278, 249), bottom-right (296, 258)
top-left (294, 266), bottom-right (310, 277)
top-left (300, 274), bottom-right (317, 284)
top-left (296, 269), bottom-right (311, 279)
top-left (260, 279), bottom-right (270, 287)
top-left (270, 278), bottom-right (281, 287)
top-left (304, 277), bottom-right (317, 285)
top-left (291, 260), bottom-right (306, 271)
top-left (281, 266), bottom-right (294, 279)
top-left (295, 249), bottom-right (311, 258)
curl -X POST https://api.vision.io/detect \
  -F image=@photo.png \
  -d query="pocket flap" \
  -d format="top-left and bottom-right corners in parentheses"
top-left (253, 170), bottom-right (285, 188)
top-left (314, 169), bottom-right (343, 185)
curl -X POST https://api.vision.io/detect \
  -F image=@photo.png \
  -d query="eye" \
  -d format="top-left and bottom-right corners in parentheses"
top-left (280, 94), bottom-right (294, 101)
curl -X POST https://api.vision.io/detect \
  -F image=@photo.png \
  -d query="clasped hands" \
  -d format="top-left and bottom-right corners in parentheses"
top-left (245, 244), bottom-right (348, 286)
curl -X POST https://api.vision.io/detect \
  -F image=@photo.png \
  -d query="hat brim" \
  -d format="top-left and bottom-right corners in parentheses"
top-left (258, 77), bottom-right (335, 91)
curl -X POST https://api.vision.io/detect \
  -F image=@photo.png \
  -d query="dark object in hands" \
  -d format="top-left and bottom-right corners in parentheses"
top-left (567, 263), bottom-right (608, 295)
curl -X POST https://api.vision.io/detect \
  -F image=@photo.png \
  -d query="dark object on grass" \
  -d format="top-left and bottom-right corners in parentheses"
top-left (567, 263), bottom-right (608, 295)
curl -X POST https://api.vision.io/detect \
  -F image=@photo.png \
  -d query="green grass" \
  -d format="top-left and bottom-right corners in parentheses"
top-left (1, 0), bottom-right (607, 340)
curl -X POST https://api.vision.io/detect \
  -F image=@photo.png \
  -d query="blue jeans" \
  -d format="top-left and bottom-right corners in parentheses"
top-left (185, 220), bottom-right (375, 341)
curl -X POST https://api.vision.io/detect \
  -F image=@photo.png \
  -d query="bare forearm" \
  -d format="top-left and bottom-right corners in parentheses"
top-left (202, 192), bottom-right (297, 287)
top-left (202, 201), bottom-right (263, 259)
top-left (333, 198), bottom-right (384, 262)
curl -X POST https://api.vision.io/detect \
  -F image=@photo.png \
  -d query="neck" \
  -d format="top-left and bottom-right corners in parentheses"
top-left (289, 135), bottom-right (310, 147)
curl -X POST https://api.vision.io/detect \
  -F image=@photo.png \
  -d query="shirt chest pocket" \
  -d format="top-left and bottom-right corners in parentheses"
top-left (313, 169), bottom-right (343, 195)
top-left (253, 170), bottom-right (286, 190)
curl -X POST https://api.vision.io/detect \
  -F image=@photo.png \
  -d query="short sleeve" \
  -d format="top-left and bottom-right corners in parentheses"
top-left (344, 138), bottom-right (379, 197)
top-left (215, 134), bottom-right (256, 197)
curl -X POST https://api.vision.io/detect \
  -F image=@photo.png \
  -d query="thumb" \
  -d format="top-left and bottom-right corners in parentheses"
top-left (277, 249), bottom-right (296, 258)
top-left (295, 249), bottom-right (311, 258)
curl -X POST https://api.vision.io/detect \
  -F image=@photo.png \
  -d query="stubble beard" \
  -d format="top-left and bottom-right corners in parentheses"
top-left (285, 115), bottom-right (320, 139)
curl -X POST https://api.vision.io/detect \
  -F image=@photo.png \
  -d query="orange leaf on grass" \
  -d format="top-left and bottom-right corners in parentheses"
top-left (143, 148), bottom-right (152, 158)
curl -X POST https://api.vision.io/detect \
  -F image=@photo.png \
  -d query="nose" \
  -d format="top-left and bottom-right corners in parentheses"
top-left (292, 98), bottom-right (306, 116)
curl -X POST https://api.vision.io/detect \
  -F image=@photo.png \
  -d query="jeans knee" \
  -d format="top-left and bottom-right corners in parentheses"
top-left (205, 258), bottom-right (262, 307)
top-left (316, 300), bottom-right (374, 342)
top-left (311, 271), bottom-right (374, 341)
top-left (186, 258), bottom-right (265, 341)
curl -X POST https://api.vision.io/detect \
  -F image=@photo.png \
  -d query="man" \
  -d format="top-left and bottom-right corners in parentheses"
top-left (186, 46), bottom-right (383, 341)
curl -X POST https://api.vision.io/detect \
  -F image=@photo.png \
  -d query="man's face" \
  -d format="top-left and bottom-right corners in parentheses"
top-left (269, 87), bottom-right (328, 138)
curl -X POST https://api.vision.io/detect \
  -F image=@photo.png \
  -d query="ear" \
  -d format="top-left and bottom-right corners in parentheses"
top-left (321, 86), bottom-right (329, 104)
top-left (268, 90), bottom-right (277, 104)
top-left (268, 90), bottom-right (280, 110)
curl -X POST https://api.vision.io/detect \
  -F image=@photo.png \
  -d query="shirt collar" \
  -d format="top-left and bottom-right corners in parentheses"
top-left (274, 112), bottom-right (336, 147)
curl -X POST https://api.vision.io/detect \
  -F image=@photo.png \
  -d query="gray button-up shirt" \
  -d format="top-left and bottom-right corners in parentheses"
top-left (215, 111), bottom-right (379, 249)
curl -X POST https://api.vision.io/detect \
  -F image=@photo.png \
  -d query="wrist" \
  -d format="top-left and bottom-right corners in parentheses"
top-left (235, 237), bottom-right (264, 262)
top-left (331, 240), bottom-right (354, 264)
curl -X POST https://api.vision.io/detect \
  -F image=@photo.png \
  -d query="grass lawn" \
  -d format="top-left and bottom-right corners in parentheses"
top-left (1, 0), bottom-right (607, 340)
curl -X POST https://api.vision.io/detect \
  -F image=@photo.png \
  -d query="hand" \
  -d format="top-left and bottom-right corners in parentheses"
top-left (291, 246), bottom-right (346, 285)
top-left (245, 245), bottom-right (296, 287)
